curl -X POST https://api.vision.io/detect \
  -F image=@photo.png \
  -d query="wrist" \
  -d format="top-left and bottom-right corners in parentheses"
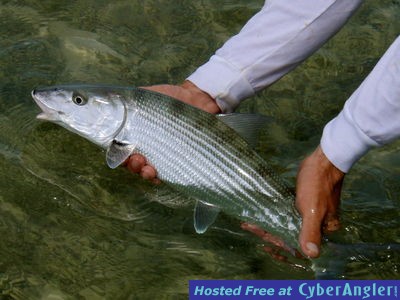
top-left (314, 146), bottom-right (345, 181)
top-left (187, 55), bottom-right (254, 113)
top-left (180, 80), bottom-right (221, 114)
top-left (180, 80), bottom-right (210, 96)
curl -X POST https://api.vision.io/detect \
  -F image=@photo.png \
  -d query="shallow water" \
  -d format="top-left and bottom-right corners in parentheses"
top-left (0, 0), bottom-right (400, 298)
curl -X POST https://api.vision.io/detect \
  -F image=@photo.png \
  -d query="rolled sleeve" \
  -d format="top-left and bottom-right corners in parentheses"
top-left (188, 0), bottom-right (363, 112)
top-left (321, 36), bottom-right (400, 172)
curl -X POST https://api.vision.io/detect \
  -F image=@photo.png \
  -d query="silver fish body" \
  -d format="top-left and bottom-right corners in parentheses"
top-left (32, 85), bottom-right (302, 249)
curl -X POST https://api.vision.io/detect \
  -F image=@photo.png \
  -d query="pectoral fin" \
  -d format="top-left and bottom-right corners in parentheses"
top-left (106, 140), bottom-right (136, 169)
top-left (194, 201), bottom-right (220, 234)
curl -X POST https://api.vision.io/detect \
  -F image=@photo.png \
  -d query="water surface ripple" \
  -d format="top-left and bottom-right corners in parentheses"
top-left (0, 0), bottom-right (399, 298)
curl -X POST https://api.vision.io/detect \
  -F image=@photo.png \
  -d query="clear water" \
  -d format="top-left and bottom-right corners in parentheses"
top-left (1, 0), bottom-right (400, 298)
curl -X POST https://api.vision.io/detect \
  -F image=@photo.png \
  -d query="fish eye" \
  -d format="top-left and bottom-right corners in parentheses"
top-left (72, 93), bottom-right (87, 106)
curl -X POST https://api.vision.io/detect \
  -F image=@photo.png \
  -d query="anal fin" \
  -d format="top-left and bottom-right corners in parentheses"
top-left (194, 201), bottom-right (220, 234)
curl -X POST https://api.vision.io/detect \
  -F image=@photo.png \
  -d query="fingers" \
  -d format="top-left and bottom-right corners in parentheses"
top-left (240, 222), bottom-right (268, 238)
top-left (298, 210), bottom-right (340, 257)
top-left (126, 154), bottom-right (146, 173)
top-left (241, 223), bottom-right (303, 258)
top-left (140, 165), bottom-right (157, 180)
top-left (126, 154), bottom-right (158, 182)
top-left (298, 210), bottom-right (323, 258)
top-left (298, 204), bottom-right (341, 257)
top-left (296, 146), bottom-right (345, 258)
top-left (323, 212), bottom-right (340, 232)
top-left (241, 223), bottom-right (286, 249)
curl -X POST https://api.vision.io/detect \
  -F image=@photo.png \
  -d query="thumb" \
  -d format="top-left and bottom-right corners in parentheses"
top-left (299, 211), bottom-right (323, 258)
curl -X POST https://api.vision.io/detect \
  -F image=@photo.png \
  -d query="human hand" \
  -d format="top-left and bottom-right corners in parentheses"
top-left (296, 145), bottom-right (345, 258)
top-left (241, 223), bottom-right (304, 263)
top-left (125, 80), bottom-right (220, 181)
top-left (143, 81), bottom-right (221, 114)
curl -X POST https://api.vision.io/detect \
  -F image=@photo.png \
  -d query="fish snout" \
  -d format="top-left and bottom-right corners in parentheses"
top-left (31, 88), bottom-right (60, 121)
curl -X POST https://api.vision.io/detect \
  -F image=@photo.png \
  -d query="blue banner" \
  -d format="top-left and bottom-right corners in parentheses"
top-left (189, 280), bottom-right (399, 300)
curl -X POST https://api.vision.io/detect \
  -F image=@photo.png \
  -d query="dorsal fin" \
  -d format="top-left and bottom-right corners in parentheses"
top-left (216, 113), bottom-right (270, 147)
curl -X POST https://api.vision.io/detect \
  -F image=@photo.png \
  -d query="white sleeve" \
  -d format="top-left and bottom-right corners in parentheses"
top-left (321, 36), bottom-right (400, 173)
top-left (187, 0), bottom-right (363, 113)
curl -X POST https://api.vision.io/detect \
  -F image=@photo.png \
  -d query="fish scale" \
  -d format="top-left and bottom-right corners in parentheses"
top-left (32, 85), bottom-right (302, 249)
top-left (133, 94), bottom-right (263, 197)
top-left (124, 89), bottom-right (301, 244)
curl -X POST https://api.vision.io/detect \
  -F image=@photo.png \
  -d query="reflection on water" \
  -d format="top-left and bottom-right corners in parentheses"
top-left (0, 0), bottom-right (400, 298)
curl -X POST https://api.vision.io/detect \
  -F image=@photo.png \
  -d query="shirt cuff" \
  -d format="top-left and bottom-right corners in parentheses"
top-left (320, 105), bottom-right (380, 173)
top-left (187, 55), bottom-right (255, 113)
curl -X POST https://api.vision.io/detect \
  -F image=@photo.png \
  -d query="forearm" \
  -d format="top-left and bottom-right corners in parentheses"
top-left (321, 36), bottom-right (400, 172)
top-left (188, 0), bottom-right (363, 112)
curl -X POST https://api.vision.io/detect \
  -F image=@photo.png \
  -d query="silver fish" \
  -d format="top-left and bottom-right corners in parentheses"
top-left (32, 85), bottom-right (302, 250)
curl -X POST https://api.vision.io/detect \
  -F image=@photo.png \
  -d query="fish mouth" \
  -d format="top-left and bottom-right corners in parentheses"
top-left (31, 89), bottom-right (61, 122)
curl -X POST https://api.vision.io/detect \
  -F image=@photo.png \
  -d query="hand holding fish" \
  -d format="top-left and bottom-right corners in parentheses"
top-left (296, 146), bottom-right (345, 257)
top-left (125, 80), bottom-right (220, 182)
top-left (240, 146), bottom-right (344, 259)
top-left (125, 84), bottom-right (344, 258)
top-left (143, 81), bottom-right (221, 114)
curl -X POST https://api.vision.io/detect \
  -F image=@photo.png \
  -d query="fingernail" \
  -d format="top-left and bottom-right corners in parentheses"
top-left (306, 242), bottom-right (319, 257)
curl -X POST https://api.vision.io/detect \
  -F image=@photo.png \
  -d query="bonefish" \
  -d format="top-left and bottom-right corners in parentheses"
top-left (32, 85), bottom-right (301, 251)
